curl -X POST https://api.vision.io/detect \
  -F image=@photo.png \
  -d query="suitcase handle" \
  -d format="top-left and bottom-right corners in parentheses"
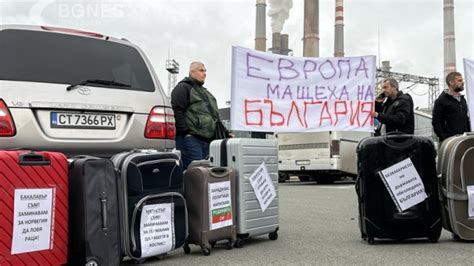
top-left (100, 198), bottom-right (108, 230)
top-left (382, 134), bottom-right (417, 150)
top-left (210, 167), bottom-right (230, 178)
top-left (19, 152), bottom-right (51, 166)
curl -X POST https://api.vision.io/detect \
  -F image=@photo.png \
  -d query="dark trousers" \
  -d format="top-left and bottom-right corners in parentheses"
top-left (175, 135), bottom-right (209, 169)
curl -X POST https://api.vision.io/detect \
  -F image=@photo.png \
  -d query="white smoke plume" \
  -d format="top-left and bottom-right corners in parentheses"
top-left (268, 0), bottom-right (293, 33)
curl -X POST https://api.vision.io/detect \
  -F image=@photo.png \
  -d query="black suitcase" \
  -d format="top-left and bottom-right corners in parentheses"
top-left (111, 150), bottom-right (187, 261)
top-left (68, 156), bottom-right (121, 266)
top-left (355, 135), bottom-right (442, 244)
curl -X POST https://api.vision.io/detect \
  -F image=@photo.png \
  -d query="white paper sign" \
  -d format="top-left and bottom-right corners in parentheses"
top-left (231, 46), bottom-right (376, 133)
top-left (140, 203), bottom-right (174, 257)
top-left (208, 181), bottom-right (233, 230)
top-left (463, 58), bottom-right (474, 130)
top-left (379, 158), bottom-right (427, 212)
top-left (467, 186), bottom-right (474, 219)
top-left (11, 188), bottom-right (54, 255)
top-left (248, 162), bottom-right (277, 212)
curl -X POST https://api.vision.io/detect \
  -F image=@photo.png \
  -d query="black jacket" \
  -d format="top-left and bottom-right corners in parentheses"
top-left (376, 91), bottom-right (415, 135)
top-left (432, 91), bottom-right (471, 142)
top-left (171, 77), bottom-right (198, 136)
top-left (171, 77), bottom-right (228, 141)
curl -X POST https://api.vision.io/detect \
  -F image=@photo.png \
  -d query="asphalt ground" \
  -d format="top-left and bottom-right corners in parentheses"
top-left (122, 178), bottom-right (472, 265)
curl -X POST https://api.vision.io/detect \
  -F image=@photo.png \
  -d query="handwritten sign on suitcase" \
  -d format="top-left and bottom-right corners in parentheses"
top-left (379, 158), bottom-right (427, 212)
top-left (249, 162), bottom-right (276, 212)
top-left (139, 203), bottom-right (174, 257)
top-left (208, 181), bottom-right (233, 230)
top-left (11, 188), bottom-right (54, 254)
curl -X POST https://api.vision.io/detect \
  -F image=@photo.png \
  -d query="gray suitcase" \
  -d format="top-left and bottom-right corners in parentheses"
top-left (183, 161), bottom-right (237, 255)
top-left (209, 138), bottom-right (279, 247)
top-left (438, 133), bottom-right (474, 240)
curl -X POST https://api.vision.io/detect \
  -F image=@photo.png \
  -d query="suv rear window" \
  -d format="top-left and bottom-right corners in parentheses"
top-left (0, 29), bottom-right (155, 92)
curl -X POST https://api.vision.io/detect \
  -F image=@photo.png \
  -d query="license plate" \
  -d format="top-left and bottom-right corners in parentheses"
top-left (51, 112), bottom-right (116, 129)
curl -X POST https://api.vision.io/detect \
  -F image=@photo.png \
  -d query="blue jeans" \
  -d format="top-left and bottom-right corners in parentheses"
top-left (175, 135), bottom-right (209, 169)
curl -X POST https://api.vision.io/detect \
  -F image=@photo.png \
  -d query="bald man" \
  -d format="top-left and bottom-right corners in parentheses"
top-left (171, 61), bottom-right (229, 168)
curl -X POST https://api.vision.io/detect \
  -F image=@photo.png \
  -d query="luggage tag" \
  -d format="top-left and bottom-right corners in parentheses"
top-left (468, 186), bottom-right (474, 219)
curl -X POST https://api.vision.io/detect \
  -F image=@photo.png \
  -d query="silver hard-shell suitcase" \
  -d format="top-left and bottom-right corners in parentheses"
top-left (209, 138), bottom-right (279, 247)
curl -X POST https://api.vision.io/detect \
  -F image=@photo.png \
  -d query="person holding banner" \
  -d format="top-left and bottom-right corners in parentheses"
top-left (171, 61), bottom-right (230, 168)
top-left (371, 78), bottom-right (415, 136)
top-left (432, 72), bottom-right (471, 142)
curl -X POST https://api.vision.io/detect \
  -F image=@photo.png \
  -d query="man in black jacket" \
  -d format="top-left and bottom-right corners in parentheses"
top-left (371, 78), bottom-right (415, 136)
top-left (432, 72), bottom-right (471, 142)
top-left (171, 61), bottom-right (229, 168)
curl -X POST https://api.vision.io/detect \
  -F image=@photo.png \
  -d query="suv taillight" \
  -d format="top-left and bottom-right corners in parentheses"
top-left (144, 106), bottom-right (176, 139)
top-left (0, 99), bottom-right (16, 137)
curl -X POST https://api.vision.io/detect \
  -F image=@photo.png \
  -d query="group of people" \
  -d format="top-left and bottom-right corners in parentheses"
top-left (171, 61), bottom-right (471, 169)
top-left (372, 72), bottom-right (470, 143)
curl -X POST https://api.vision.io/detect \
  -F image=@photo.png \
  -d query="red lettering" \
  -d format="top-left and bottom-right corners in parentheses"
top-left (264, 99), bottom-right (285, 126)
top-left (319, 101), bottom-right (333, 126)
top-left (303, 101), bottom-right (323, 128)
top-left (360, 102), bottom-right (374, 126)
top-left (334, 101), bottom-right (348, 125)
top-left (287, 100), bottom-right (305, 127)
top-left (349, 100), bottom-right (361, 126)
top-left (244, 99), bottom-right (263, 126)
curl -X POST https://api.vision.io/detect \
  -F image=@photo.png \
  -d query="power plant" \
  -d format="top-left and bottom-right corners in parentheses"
top-left (443, 0), bottom-right (457, 88)
top-left (254, 0), bottom-right (450, 109)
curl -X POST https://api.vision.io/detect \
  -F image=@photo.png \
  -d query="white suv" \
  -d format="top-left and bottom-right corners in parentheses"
top-left (0, 25), bottom-right (175, 157)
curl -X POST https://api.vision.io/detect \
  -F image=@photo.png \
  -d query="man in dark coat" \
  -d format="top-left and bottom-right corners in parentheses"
top-left (372, 78), bottom-right (415, 136)
top-left (432, 71), bottom-right (471, 142)
top-left (171, 61), bottom-right (230, 168)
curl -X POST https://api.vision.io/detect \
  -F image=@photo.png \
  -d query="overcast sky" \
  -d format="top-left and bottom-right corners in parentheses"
top-left (1, 0), bottom-right (473, 109)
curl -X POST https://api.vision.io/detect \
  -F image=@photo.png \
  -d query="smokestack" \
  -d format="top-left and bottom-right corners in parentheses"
top-left (334, 0), bottom-right (344, 57)
top-left (271, 32), bottom-right (282, 54)
top-left (303, 0), bottom-right (319, 57)
top-left (381, 61), bottom-right (392, 72)
top-left (280, 34), bottom-right (290, 55)
top-left (255, 0), bottom-right (267, 51)
top-left (444, 0), bottom-right (456, 86)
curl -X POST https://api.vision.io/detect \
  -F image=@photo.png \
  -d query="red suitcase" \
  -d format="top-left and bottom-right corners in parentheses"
top-left (0, 150), bottom-right (68, 265)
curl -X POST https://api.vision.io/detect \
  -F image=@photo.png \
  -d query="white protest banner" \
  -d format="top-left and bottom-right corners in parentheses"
top-left (468, 186), bottom-right (474, 219)
top-left (463, 58), bottom-right (474, 130)
top-left (208, 181), bottom-right (233, 230)
top-left (11, 188), bottom-right (54, 254)
top-left (248, 161), bottom-right (276, 212)
top-left (231, 46), bottom-right (376, 133)
top-left (140, 203), bottom-right (174, 257)
top-left (379, 158), bottom-right (427, 212)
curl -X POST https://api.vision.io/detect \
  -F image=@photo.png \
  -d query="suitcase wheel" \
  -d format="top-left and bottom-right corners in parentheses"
top-left (428, 234), bottom-right (440, 243)
top-left (85, 258), bottom-right (99, 266)
top-left (368, 237), bottom-right (375, 245)
top-left (200, 245), bottom-right (211, 256)
top-left (226, 240), bottom-right (234, 250)
top-left (269, 231), bottom-right (278, 241)
top-left (234, 238), bottom-right (244, 248)
top-left (210, 241), bottom-right (216, 248)
top-left (452, 233), bottom-right (461, 241)
top-left (134, 258), bottom-right (146, 264)
top-left (183, 243), bottom-right (191, 254)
